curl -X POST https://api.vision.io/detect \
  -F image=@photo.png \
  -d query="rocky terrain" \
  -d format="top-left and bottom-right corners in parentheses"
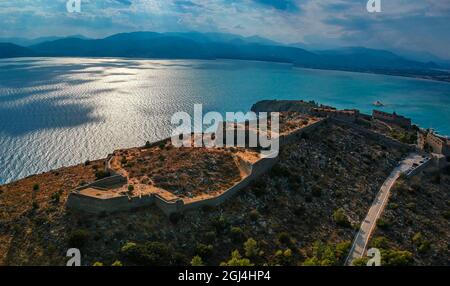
top-left (0, 120), bottom-right (420, 266)
top-left (366, 167), bottom-right (450, 266)
top-left (110, 142), bottom-right (247, 198)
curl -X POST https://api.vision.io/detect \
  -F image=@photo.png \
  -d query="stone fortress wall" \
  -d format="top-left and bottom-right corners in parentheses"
top-left (67, 100), bottom-right (432, 216)
top-left (66, 118), bottom-right (326, 216)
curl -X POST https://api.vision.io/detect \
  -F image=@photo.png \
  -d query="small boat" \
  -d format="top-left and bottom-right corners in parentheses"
top-left (373, 100), bottom-right (384, 107)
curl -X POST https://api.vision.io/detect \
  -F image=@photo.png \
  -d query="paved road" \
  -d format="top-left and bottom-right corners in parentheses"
top-left (345, 153), bottom-right (424, 266)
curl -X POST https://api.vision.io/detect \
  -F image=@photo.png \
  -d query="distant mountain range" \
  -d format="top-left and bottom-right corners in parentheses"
top-left (1, 31), bottom-right (449, 81)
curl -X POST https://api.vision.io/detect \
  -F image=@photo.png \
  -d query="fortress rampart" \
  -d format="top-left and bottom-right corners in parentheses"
top-left (66, 117), bottom-right (325, 216)
top-left (66, 101), bottom-right (417, 216)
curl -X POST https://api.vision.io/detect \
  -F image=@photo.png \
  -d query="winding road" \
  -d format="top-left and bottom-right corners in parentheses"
top-left (345, 153), bottom-right (424, 266)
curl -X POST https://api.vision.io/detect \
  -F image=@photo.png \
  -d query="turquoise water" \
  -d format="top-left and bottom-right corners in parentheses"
top-left (0, 58), bottom-right (449, 184)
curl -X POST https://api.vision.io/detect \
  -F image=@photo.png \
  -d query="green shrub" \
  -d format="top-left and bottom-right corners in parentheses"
top-left (191, 256), bottom-right (204, 266)
top-left (203, 231), bottom-right (216, 243)
top-left (352, 257), bottom-right (369, 266)
top-left (304, 241), bottom-right (341, 266)
top-left (112, 260), bottom-right (123, 266)
top-left (121, 241), bottom-right (172, 266)
top-left (277, 232), bottom-right (291, 245)
top-left (212, 215), bottom-right (229, 233)
top-left (412, 232), bottom-right (431, 254)
top-left (303, 257), bottom-right (320, 266)
top-left (121, 242), bottom-right (137, 252)
top-left (382, 250), bottom-right (413, 266)
top-left (376, 218), bottom-right (390, 229)
top-left (371, 236), bottom-right (389, 249)
top-left (244, 238), bottom-right (259, 258)
top-left (220, 250), bottom-right (254, 266)
top-left (230, 227), bottom-right (244, 242)
top-left (335, 241), bottom-right (351, 260)
top-left (333, 208), bottom-right (351, 228)
top-left (195, 244), bottom-right (213, 259)
top-left (145, 141), bottom-right (152, 148)
top-left (68, 229), bottom-right (90, 248)
top-left (93, 262), bottom-right (104, 266)
top-left (412, 232), bottom-right (423, 244)
top-left (33, 184), bottom-right (40, 191)
top-left (274, 248), bottom-right (294, 266)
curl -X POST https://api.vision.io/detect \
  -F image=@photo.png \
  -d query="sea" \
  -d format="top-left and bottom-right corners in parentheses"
top-left (1, 57), bottom-right (449, 184)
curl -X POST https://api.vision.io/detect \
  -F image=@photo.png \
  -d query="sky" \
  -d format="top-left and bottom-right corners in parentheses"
top-left (0, 0), bottom-right (449, 59)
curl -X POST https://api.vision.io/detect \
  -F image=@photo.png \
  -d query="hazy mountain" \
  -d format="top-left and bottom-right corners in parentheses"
top-left (314, 47), bottom-right (438, 70)
top-left (1, 32), bottom-right (443, 74)
top-left (0, 43), bottom-right (34, 58)
top-left (0, 35), bottom-right (89, 47)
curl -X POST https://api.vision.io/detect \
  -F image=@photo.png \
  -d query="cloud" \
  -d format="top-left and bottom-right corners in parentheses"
top-left (252, 0), bottom-right (298, 11)
top-left (0, 0), bottom-right (448, 59)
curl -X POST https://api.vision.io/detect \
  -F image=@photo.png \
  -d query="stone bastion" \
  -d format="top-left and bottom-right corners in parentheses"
top-left (66, 114), bottom-right (326, 216)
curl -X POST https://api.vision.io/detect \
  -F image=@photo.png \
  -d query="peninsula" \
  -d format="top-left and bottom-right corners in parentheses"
top-left (0, 100), bottom-right (448, 266)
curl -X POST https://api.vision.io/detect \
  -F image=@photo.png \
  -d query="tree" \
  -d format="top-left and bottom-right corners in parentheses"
top-left (220, 250), bottom-right (254, 266)
top-left (352, 257), bottom-right (369, 266)
top-left (383, 250), bottom-right (413, 266)
top-left (112, 260), bottom-right (123, 266)
top-left (244, 238), bottom-right (259, 258)
top-left (195, 244), bottom-right (213, 259)
top-left (191, 256), bottom-right (204, 266)
top-left (371, 236), bottom-right (389, 249)
top-left (333, 208), bottom-right (351, 228)
top-left (335, 241), bottom-right (351, 261)
top-left (93, 262), bottom-right (104, 266)
top-left (127, 185), bottom-right (135, 195)
top-left (121, 241), bottom-right (172, 266)
top-left (32, 184), bottom-right (40, 204)
top-left (121, 242), bottom-right (137, 252)
top-left (230, 227), bottom-right (244, 242)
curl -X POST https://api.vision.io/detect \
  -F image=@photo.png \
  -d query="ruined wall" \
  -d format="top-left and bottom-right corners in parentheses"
top-left (406, 158), bottom-right (433, 178)
top-left (179, 155), bottom-right (278, 213)
top-left (67, 193), bottom-right (155, 214)
top-left (78, 175), bottom-right (127, 190)
top-left (280, 118), bottom-right (327, 145)
top-left (67, 116), bottom-right (329, 216)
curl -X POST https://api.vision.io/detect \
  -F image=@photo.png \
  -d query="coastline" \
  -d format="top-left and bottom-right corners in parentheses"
top-left (1, 56), bottom-right (449, 84)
